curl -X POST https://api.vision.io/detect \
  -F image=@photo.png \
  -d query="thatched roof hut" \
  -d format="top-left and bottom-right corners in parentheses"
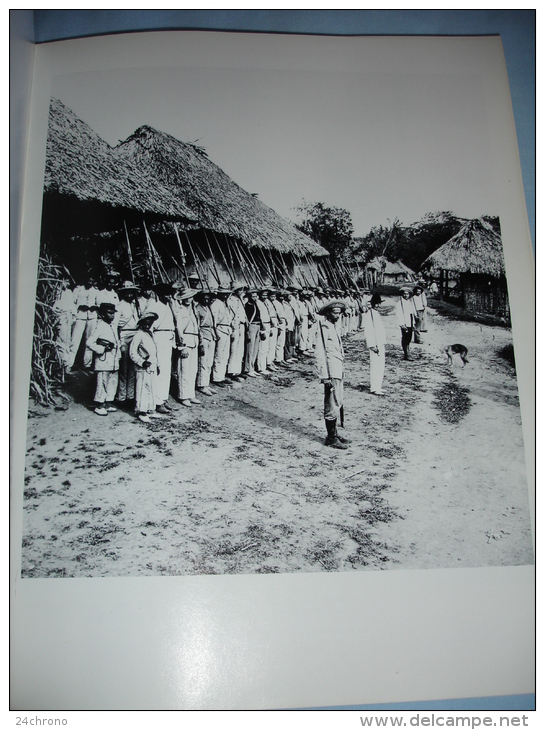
top-left (423, 218), bottom-right (505, 278)
top-left (115, 125), bottom-right (325, 257)
top-left (383, 259), bottom-right (416, 282)
top-left (42, 98), bottom-right (197, 239)
top-left (423, 218), bottom-right (508, 318)
top-left (41, 98), bottom-right (327, 286)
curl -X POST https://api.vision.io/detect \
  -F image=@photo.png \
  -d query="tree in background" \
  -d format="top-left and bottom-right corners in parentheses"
top-left (353, 218), bottom-right (402, 264)
top-left (294, 201), bottom-right (354, 262)
top-left (354, 211), bottom-right (464, 273)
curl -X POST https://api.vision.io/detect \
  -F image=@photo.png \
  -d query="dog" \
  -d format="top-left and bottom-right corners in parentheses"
top-left (445, 344), bottom-right (469, 367)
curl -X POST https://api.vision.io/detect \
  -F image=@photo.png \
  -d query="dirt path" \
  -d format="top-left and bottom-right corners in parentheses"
top-left (20, 299), bottom-right (534, 578)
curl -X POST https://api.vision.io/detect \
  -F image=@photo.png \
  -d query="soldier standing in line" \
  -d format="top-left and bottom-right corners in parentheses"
top-left (129, 311), bottom-right (162, 424)
top-left (298, 289), bottom-right (309, 355)
top-left (115, 281), bottom-right (141, 405)
top-left (287, 286), bottom-right (303, 358)
top-left (262, 289), bottom-right (279, 371)
top-left (243, 288), bottom-right (265, 378)
top-left (96, 272), bottom-right (120, 313)
top-left (281, 289), bottom-right (297, 363)
top-left (210, 286), bottom-right (234, 387)
top-left (357, 289), bottom-right (371, 330)
top-left (256, 289), bottom-right (272, 374)
top-left (86, 302), bottom-right (121, 416)
top-left (53, 277), bottom-right (75, 370)
top-left (69, 275), bottom-right (99, 369)
top-left (315, 300), bottom-right (351, 450)
top-left (147, 282), bottom-right (177, 414)
top-left (226, 282), bottom-right (248, 382)
top-left (195, 290), bottom-right (218, 397)
top-left (306, 288), bottom-right (319, 352)
top-left (272, 289), bottom-right (288, 367)
top-left (172, 287), bottom-right (201, 406)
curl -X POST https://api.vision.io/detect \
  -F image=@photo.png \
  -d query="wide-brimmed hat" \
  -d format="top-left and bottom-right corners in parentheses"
top-left (98, 302), bottom-right (117, 312)
top-left (230, 281), bottom-right (248, 292)
top-left (370, 293), bottom-right (384, 306)
top-left (318, 300), bottom-right (347, 316)
top-left (118, 280), bottom-right (139, 293)
top-left (215, 286), bottom-right (232, 295)
top-left (399, 285), bottom-right (413, 293)
top-left (413, 283), bottom-right (424, 292)
top-left (176, 287), bottom-right (199, 301)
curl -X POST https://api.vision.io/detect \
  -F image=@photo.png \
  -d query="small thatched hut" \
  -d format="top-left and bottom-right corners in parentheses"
top-left (41, 98), bottom-right (327, 288)
top-left (423, 218), bottom-right (509, 318)
top-left (361, 256), bottom-right (416, 288)
top-left (382, 259), bottom-right (416, 285)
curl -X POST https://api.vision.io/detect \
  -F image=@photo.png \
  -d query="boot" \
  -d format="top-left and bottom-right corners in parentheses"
top-left (335, 426), bottom-right (351, 444)
top-left (336, 407), bottom-right (351, 443)
top-left (325, 419), bottom-right (348, 450)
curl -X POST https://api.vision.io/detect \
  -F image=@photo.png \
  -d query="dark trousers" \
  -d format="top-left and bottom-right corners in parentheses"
top-left (401, 327), bottom-right (413, 359)
top-left (285, 329), bottom-right (296, 360)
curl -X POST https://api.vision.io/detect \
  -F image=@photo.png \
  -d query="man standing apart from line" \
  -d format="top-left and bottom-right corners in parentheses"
top-left (412, 282), bottom-right (428, 340)
top-left (395, 286), bottom-right (418, 360)
top-left (363, 293), bottom-right (387, 395)
top-left (315, 300), bottom-right (350, 450)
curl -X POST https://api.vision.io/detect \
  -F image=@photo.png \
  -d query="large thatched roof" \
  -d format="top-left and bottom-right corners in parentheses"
top-left (423, 218), bottom-right (505, 278)
top-left (44, 98), bottom-right (196, 222)
top-left (115, 125), bottom-right (326, 256)
top-left (44, 98), bottom-right (326, 256)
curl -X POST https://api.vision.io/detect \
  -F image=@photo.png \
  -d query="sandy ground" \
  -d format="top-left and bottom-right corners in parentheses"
top-left (20, 299), bottom-right (534, 578)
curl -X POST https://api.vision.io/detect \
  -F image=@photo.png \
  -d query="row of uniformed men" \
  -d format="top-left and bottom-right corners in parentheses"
top-left (54, 276), bottom-right (372, 422)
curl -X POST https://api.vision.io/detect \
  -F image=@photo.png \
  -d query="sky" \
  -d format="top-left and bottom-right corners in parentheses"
top-left (51, 60), bottom-right (499, 237)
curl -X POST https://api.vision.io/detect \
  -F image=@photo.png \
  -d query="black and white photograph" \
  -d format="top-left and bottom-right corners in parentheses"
top-left (11, 26), bottom-right (535, 712)
top-left (19, 39), bottom-right (533, 581)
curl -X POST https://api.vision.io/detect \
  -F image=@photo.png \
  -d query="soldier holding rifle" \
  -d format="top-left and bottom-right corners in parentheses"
top-left (314, 300), bottom-right (351, 450)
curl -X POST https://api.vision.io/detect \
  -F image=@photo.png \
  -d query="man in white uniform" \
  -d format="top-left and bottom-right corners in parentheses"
top-left (173, 287), bottom-right (201, 406)
top-left (363, 293), bottom-right (387, 395)
top-left (226, 283), bottom-right (248, 381)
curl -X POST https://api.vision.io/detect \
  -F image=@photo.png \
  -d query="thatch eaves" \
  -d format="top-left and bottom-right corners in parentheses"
top-left (44, 98), bottom-right (197, 224)
top-left (115, 125), bottom-right (328, 257)
top-left (423, 218), bottom-right (505, 278)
